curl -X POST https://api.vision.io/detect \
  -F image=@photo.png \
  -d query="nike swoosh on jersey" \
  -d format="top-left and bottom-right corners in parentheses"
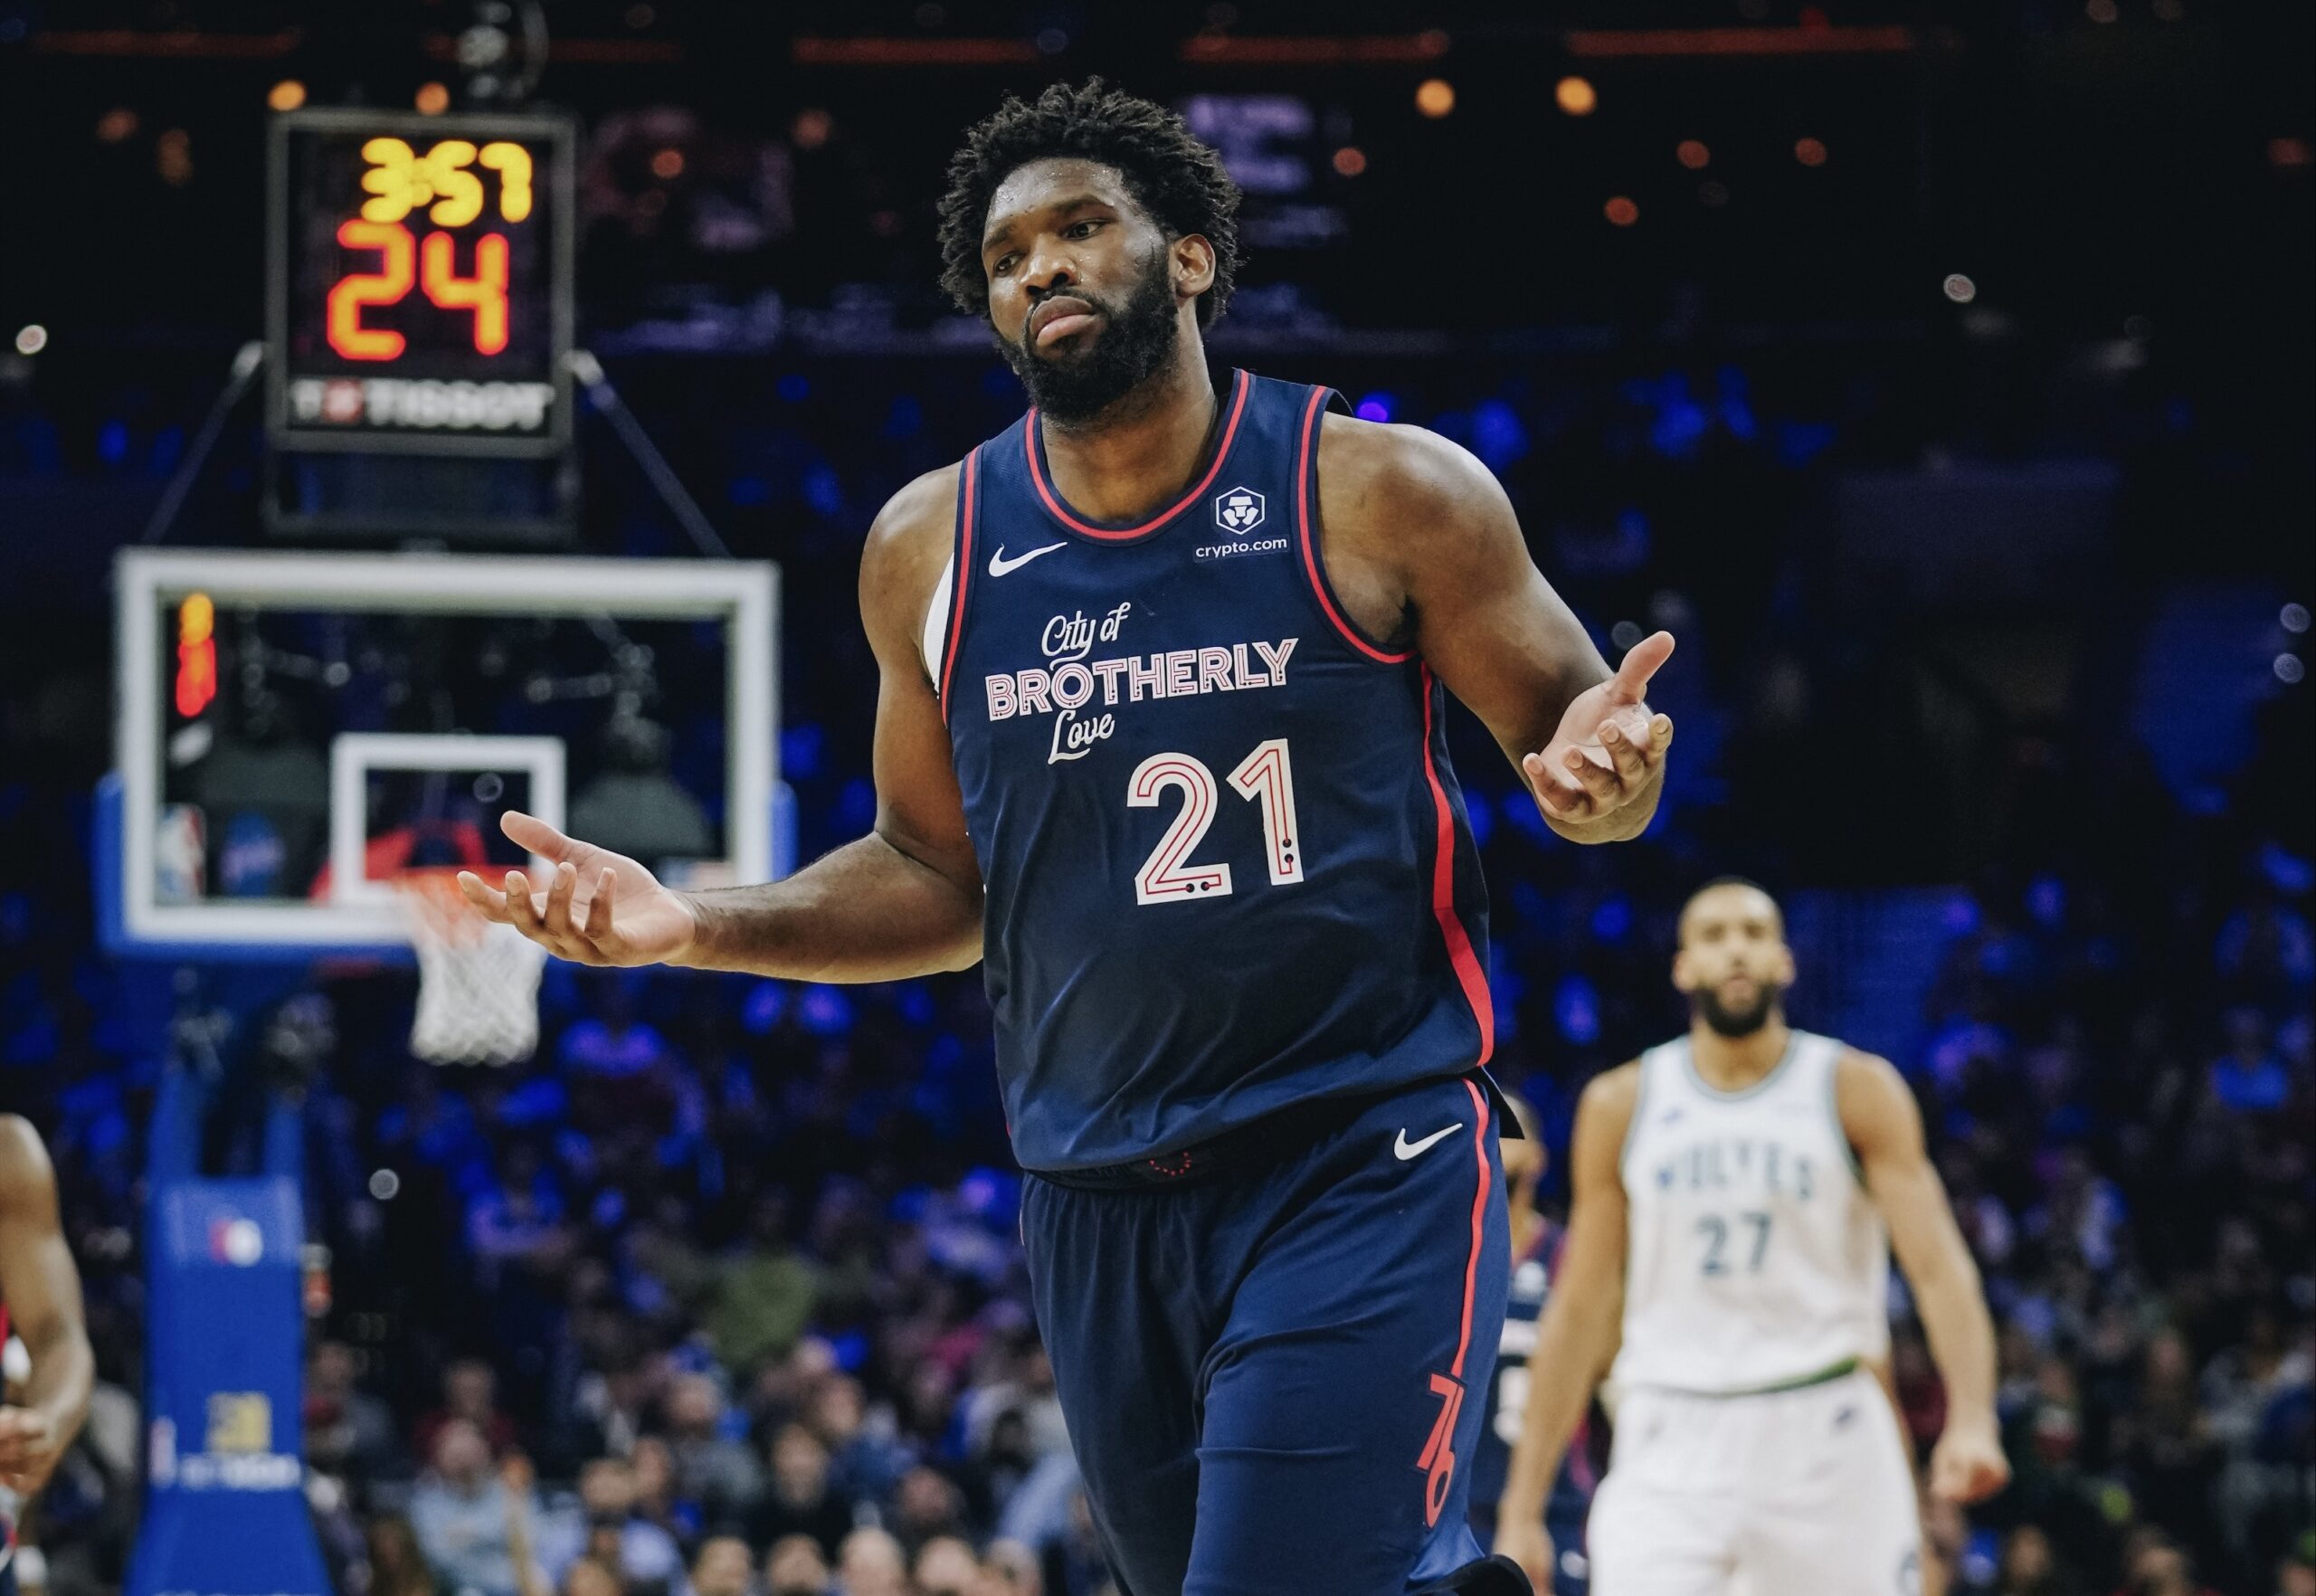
top-left (987, 541), bottom-right (1068, 577)
top-left (1394, 1123), bottom-right (1464, 1161)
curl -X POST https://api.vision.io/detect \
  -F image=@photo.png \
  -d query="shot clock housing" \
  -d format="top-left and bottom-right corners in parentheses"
top-left (266, 107), bottom-right (574, 457)
top-left (263, 107), bottom-right (576, 540)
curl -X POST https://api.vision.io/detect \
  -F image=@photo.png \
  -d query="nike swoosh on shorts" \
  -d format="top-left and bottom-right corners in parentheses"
top-left (1394, 1123), bottom-right (1464, 1161)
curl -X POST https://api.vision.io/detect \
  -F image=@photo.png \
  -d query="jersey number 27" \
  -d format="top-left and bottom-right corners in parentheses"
top-left (1697, 1211), bottom-right (1775, 1276)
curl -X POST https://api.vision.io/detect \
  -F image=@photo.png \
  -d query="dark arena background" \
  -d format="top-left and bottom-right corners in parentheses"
top-left (0, 5), bottom-right (2311, 1595)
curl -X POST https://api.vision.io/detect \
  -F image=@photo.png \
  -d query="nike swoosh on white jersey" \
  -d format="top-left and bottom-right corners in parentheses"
top-left (1393, 1123), bottom-right (1464, 1161)
top-left (987, 541), bottom-right (1068, 577)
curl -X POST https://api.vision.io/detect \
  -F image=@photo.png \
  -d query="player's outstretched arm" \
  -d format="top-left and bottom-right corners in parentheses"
top-left (459, 466), bottom-right (985, 981)
top-left (1317, 417), bottom-right (1675, 844)
top-left (1496, 1064), bottom-right (1638, 1591)
top-left (1838, 1050), bottom-right (2011, 1506)
top-left (0, 1116), bottom-right (94, 1496)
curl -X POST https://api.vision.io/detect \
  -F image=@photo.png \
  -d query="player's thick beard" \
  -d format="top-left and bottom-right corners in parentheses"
top-left (1692, 979), bottom-right (1785, 1038)
top-left (1001, 245), bottom-right (1180, 425)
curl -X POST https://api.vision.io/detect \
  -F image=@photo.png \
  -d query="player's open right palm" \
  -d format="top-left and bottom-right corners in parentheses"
top-left (455, 811), bottom-right (701, 968)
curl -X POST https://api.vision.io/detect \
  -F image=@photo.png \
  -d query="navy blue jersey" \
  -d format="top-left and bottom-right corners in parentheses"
top-left (936, 369), bottom-right (1494, 1172)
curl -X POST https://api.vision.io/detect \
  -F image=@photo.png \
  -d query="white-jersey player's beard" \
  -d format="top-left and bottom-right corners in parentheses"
top-left (1690, 982), bottom-right (1784, 1038)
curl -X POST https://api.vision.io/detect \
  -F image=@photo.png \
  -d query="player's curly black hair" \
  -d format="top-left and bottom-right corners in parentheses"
top-left (936, 79), bottom-right (1243, 329)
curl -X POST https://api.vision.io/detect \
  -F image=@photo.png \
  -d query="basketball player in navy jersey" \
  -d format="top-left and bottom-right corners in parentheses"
top-left (461, 81), bottom-right (1674, 1595)
top-left (0, 1115), bottom-right (96, 1589)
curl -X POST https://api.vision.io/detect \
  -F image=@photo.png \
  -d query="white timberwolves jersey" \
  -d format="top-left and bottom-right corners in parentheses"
top-left (1611, 1030), bottom-right (1890, 1396)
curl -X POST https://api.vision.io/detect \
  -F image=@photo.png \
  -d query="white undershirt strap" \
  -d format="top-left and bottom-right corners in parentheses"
top-left (921, 551), bottom-right (954, 690)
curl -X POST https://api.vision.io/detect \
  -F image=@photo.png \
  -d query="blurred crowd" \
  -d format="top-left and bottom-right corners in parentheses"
top-left (5, 241), bottom-right (2311, 1596)
top-left (1903, 812), bottom-right (2316, 1595)
top-left (0, 14), bottom-right (2308, 1591)
top-left (9, 648), bottom-right (2309, 1596)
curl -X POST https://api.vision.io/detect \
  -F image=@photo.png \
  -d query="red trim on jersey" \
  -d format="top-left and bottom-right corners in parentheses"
top-left (937, 450), bottom-right (979, 723)
top-left (1024, 370), bottom-right (1252, 540)
top-left (1450, 1076), bottom-right (1494, 1379)
top-left (1419, 665), bottom-right (1495, 1065)
top-left (1294, 386), bottom-right (1417, 664)
top-left (1415, 1082), bottom-right (1494, 1524)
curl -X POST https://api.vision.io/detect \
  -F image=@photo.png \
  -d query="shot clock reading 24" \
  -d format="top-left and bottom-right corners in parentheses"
top-left (267, 109), bottom-right (574, 456)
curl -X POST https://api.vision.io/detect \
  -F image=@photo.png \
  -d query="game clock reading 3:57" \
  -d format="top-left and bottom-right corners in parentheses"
top-left (267, 109), bottom-right (574, 456)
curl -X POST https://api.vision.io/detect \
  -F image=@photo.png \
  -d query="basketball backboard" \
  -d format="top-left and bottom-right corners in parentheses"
top-left (108, 547), bottom-right (777, 956)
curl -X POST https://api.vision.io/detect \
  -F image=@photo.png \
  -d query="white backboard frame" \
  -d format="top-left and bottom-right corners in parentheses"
top-left (326, 732), bottom-right (566, 938)
top-left (115, 547), bottom-right (777, 951)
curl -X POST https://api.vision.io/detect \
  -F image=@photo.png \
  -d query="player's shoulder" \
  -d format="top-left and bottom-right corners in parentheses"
top-left (0, 1116), bottom-right (48, 1161)
top-left (0, 1115), bottom-right (55, 1195)
top-left (865, 462), bottom-right (963, 565)
top-left (1564, 1060), bottom-right (1645, 1187)
top-left (1832, 1043), bottom-right (1907, 1098)
top-left (1313, 413), bottom-right (1522, 599)
top-left (859, 463), bottom-right (964, 642)
top-left (1315, 411), bottom-right (1504, 522)
top-left (1830, 1044), bottom-right (1923, 1146)
top-left (1580, 1058), bottom-right (1646, 1114)
top-left (1572, 1059), bottom-right (1645, 1143)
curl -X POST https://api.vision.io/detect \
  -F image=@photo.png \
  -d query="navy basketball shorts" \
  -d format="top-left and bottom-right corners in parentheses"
top-left (1545, 1504), bottom-right (1591, 1596)
top-left (1021, 1073), bottom-right (1514, 1596)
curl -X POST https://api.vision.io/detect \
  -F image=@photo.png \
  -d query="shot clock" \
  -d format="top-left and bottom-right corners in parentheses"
top-left (267, 109), bottom-right (574, 457)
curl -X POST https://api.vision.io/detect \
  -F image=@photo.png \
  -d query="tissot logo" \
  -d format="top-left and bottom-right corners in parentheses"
top-left (1214, 485), bottom-right (1266, 536)
top-left (288, 375), bottom-right (555, 432)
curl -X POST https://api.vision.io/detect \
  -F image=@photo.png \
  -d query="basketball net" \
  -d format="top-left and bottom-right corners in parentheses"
top-left (393, 869), bottom-right (546, 1066)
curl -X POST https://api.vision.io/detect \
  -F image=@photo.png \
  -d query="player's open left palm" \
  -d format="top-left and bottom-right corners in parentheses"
top-left (1523, 630), bottom-right (1676, 837)
top-left (455, 811), bottom-right (701, 968)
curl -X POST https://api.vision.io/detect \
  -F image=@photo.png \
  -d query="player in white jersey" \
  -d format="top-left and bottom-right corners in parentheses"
top-left (1495, 879), bottom-right (2009, 1594)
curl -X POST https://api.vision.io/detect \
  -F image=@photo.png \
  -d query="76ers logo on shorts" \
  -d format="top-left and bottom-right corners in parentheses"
top-left (1416, 1373), bottom-right (1465, 1526)
top-left (1214, 485), bottom-right (1266, 536)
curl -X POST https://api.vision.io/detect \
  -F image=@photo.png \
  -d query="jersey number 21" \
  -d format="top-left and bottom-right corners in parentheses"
top-left (1128, 739), bottom-right (1303, 905)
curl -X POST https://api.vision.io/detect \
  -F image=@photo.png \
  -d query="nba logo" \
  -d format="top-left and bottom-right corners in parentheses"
top-left (207, 1392), bottom-right (273, 1454)
top-left (1214, 486), bottom-right (1265, 536)
top-left (209, 1217), bottom-right (265, 1266)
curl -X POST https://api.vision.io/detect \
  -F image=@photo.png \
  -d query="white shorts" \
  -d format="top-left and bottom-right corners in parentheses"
top-left (1587, 1370), bottom-right (1922, 1596)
